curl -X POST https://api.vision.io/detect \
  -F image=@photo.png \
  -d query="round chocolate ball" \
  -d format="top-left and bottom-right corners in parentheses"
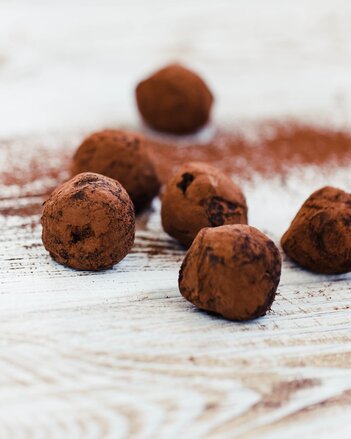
top-left (71, 130), bottom-right (160, 213)
top-left (135, 63), bottom-right (214, 134)
top-left (281, 186), bottom-right (351, 274)
top-left (41, 172), bottom-right (135, 271)
top-left (179, 225), bottom-right (281, 321)
top-left (161, 162), bottom-right (248, 247)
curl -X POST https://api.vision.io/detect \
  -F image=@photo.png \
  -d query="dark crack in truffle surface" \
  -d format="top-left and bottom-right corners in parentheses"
top-left (201, 196), bottom-right (240, 227)
top-left (41, 172), bottom-right (135, 271)
top-left (179, 224), bottom-right (281, 321)
top-left (281, 186), bottom-right (351, 274)
top-left (177, 173), bottom-right (195, 194)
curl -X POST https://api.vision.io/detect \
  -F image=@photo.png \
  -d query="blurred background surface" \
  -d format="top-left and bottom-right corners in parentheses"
top-left (1, 0), bottom-right (351, 136)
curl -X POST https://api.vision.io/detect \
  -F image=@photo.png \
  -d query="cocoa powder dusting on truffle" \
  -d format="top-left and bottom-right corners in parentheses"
top-left (161, 162), bottom-right (248, 247)
top-left (136, 64), bottom-right (213, 135)
top-left (41, 172), bottom-right (135, 271)
top-left (179, 224), bottom-right (281, 321)
top-left (71, 129), bottom-right (160, 213)
top-left (281, 186), bottom-right (351, 274)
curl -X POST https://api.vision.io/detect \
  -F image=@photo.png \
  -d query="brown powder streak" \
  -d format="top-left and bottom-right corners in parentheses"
top-left (1, 122), bottom-right (351, 220)
top-left (149, 122), bottom-right (351, 183)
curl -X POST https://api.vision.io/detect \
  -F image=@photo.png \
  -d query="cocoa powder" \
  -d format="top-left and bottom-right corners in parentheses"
top-left (0, 139), bottom-right (70, 189)
top-left (1, 123), bottom-right (351, 218)
top-left (148, 122), bottom-right (351, 183)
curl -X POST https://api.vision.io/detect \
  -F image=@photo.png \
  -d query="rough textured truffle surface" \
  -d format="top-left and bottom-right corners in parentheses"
top-left (41, 172), bottom-right (135, 271)
top-left (71, 130), bottom-right (160, 213)
top-left (161, 162), bottom-right (248, 247)
top-left (179, 225), bottom-right (281, 321)
top-left (281, 186), bottom-right (351, 274)
top-left (135, 63), bottom-right (214, 134)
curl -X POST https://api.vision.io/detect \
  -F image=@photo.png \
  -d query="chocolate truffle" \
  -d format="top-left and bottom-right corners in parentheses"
top-left (281, 186), bottom-right (351, 274)
top-left (136, 63), bottom-right (214, 134)
top-left (161, 162), bottom-right (248, 247)
top-left (179, 225), bottom-right (281, 321)
top-left (41, 172), bottom-right (135, 271)
top-left (71, 130), bottom-right (160, 213)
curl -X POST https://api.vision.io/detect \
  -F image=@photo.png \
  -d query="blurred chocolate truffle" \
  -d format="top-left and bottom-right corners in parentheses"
top-left (179, 225), bottom-right (281, 321)
top-left (136, 63), bottom-right (213, 134)
top-left (281, 186), bottom-right (351, 274)
top-left (71, 130), bottom-right (160, 213)
top-left (41, 172), bottom-right (135, 271)
top-left (161, 162), bottom-right (248, 247)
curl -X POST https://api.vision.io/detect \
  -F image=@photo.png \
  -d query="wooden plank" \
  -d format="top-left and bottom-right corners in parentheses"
top-left (0, 133), bottom-right (350, 438)
top-left (1, 0), bottom-right (351, 437)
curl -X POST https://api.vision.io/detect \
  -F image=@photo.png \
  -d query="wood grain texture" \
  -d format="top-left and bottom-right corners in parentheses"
top-left (1, 133), bottom-right (351, 438)
top-left (1, 1), bottom-right (351, 437)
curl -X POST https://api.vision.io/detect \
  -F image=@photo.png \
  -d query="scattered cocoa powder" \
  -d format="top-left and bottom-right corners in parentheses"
top-left (0, 139), bottom-right (70, 189)
top-left (148, 122), bottom-right (351, 183)
top-left (0, 200), bottom-right (44, 218)
top-left (1, 122), bottom-right (351, 218)
top-left (0, 137), bottom-right (71, 217)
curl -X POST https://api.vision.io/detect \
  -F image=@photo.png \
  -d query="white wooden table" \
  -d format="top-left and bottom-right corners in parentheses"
top-left (1, 1), bottom-right (351, 438)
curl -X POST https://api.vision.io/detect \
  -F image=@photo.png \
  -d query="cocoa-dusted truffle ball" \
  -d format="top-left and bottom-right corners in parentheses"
top-left (161, 162), bottom-right (248, 247)
top-left (281, 186), bottom-right (351, 274)
top-left (136, 63), bottom-right (214, 134)
top-left (41, 172), bottom-right (135, 271)
top-left (179, 225), bottom-right (281, 321)
top-left (71, 130), bottom-right (160, 213)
